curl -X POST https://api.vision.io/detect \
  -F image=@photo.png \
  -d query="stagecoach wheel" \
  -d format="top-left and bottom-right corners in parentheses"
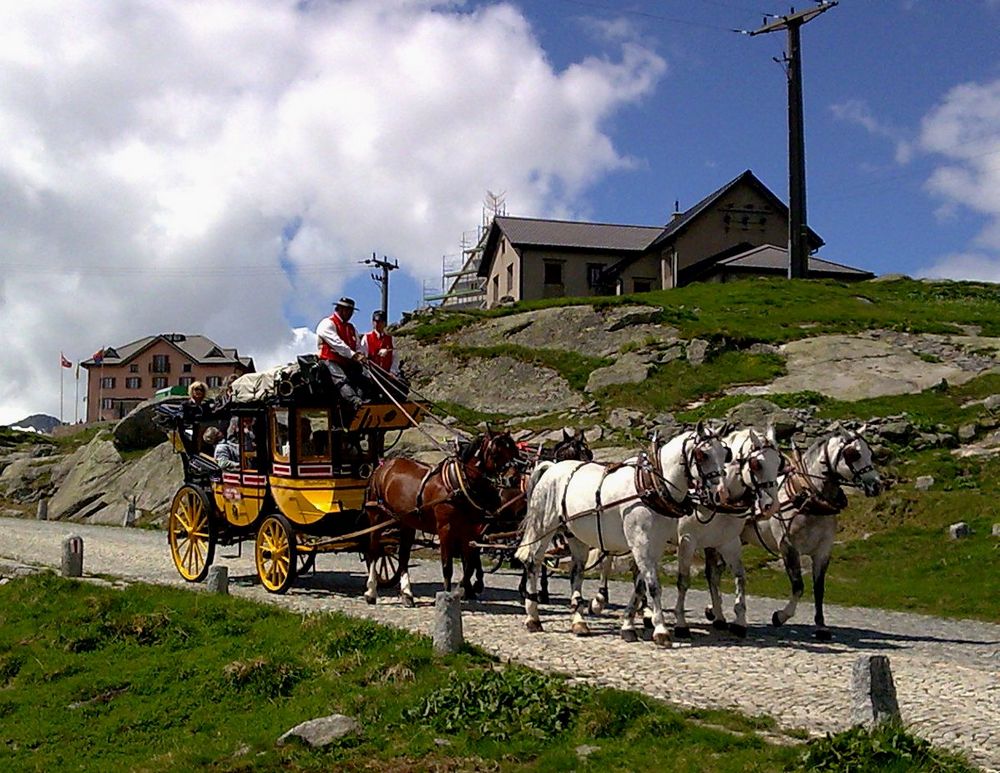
top-left (373, 551), bottom-right (402, 589)
top-left (168, 485), bottom-right (216, 583)
top-left (255, 514), bottom-right (298, 594)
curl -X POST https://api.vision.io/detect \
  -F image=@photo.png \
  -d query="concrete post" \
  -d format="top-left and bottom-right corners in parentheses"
top-left (61, 534), bottom-right (84, 578)
top-left (36, 499), bottom-right (48, 521)
top-left (122, 495), bottom-right (137, 527)
top-left (206, 564), bottom-right (228, 594)
top-left (432, 591), bottom-right (464, 655)
top-left (851, 655), bottom-right (901, 727)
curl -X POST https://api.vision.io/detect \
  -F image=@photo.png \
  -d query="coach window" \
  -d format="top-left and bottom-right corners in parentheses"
top-left (272, 409), bottom-right (290, 462)
top-left (298, 408), bottom-right (330, 461)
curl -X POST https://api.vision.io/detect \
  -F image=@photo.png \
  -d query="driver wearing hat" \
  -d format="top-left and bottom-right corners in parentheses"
top-left (316, 296), bottom-right (368, 411)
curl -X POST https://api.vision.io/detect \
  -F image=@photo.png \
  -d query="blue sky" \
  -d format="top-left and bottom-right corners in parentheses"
top-left (1, 0), bottom-right (999, 423)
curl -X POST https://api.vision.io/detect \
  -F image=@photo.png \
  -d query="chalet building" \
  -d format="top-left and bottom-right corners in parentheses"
top-left (80, 333), bottom-right (254, 423)
top-left (475, 170), bottom-right (874, 308)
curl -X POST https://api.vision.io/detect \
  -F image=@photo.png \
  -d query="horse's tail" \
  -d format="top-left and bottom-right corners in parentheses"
top-left (515, 461), bottom-right (557, 565)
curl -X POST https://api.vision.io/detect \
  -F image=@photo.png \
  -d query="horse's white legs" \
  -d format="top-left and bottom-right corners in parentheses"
top-left (718, 540), bottom-right (748, 638)
top-left (674, 536), bottom-right (697, 638)
top-left (364, 560), bottom-right (379, 604)
top-left (566, 536), bottom-right (591, 636)
top-left (589, 554), bottom-right (613, 615)
top-left (630, 546), bottom-right (671, 647)
top-left (772, 543), bottom-right (804, 627)
top-left (702, 546), bottom-right (728, 630)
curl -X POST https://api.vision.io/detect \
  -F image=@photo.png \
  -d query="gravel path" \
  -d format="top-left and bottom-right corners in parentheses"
top-left (2, 516), bottom-right (998, 771)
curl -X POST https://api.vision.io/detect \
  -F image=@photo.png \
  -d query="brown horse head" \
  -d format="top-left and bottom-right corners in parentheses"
top-left (465, 427), bottom-right (519, 477)
top-left (551, 428), bottom-right (593, 462)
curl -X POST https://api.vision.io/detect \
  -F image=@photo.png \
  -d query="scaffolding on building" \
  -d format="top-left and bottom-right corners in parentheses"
top-left (421, 191), bottom-right (507, 309)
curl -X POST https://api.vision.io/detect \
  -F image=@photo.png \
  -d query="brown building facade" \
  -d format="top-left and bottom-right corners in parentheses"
top-left (80, 333), bottom-right (254, 423)
top-left (475, 170), bottom-right (873, 308)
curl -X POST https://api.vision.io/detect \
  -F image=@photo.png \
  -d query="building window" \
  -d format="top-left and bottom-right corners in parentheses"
top-left (633, 278), bottom-right (654, 294)
top-left (587, 263), bottom-right (605, 288)
top-left (152, 376), bottom-right (168, 389)
top-left (206, 376), bottom-right (224, 388)
top-left (543, 261), bottom-right (563, 285)
top-left (506, 264), bottom-right (513, 293)
top-left (501, 240), bottom-right (506, 256)
top-left (101, 398), bottom-right (114, 409)
top-left (125, 377), bottom-right (141, 389)
top-left (179, 377), bottom-right (194, 388)
top-left (492, 275), bottom-right (499, 302)
top-left (100, 377), bottom-right (115, 389)
top-left (152, 355), bottom-right (170, 373)
top-left (129, 364), bottom-right (139, 373)
top-left (182, 363), bottom-right (192, 373)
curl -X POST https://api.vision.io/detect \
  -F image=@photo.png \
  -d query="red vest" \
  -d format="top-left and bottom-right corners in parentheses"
top-left (319, 313), bottom-right (357, 366)
top-left (364, 330), bottom-right (394, 372)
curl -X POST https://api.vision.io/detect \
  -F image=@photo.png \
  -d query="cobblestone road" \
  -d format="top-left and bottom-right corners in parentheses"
top-left (2, 517), bottom-right (998, 771)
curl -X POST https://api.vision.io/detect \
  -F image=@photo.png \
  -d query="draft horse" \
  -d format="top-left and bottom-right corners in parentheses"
top-left (364, 427), bottom-right (519, 606)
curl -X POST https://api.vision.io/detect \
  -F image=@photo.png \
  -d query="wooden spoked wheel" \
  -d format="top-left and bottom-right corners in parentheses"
top-left (168, 485), bottom-right (216, 583)
top-left (255, 514), bottom-right (297, 594)
top-left (373, 551), bottom-right (402, 589)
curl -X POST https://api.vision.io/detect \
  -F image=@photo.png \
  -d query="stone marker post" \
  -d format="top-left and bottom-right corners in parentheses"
top-left (36, 499), bottom-right (48, 521)
top-left (851, 655), bottom-right (901, 727)
top-left (123, 495), bottom-right (137, 527)
top-left (206, 564), bottom-right (228, 594)
top-left (433, 591), bottom-right (464, 655)
top-left (61, 535), bottom-right (84, 578)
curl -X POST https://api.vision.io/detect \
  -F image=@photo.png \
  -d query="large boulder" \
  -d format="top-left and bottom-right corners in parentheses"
top-left (586, 353), bottom-right (652, 393)
top-left (114, 398), bottom-right (178, 452)
top-left (726, 399), bottom-right (799, 438)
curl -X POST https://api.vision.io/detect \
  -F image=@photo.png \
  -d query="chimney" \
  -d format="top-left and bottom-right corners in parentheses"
top-left (670, 199), bottom-right (683, 223)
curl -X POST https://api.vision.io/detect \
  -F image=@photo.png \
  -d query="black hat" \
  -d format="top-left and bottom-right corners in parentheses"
top-left (372, 310), bottom-right (386, 321)
top-left (334, 297), bottom-right (356, 310)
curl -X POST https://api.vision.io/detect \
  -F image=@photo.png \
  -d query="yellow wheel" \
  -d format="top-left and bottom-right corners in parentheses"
top-left (255, 514), bottom-right (297, 594)
top-left (168, 485), bottom-right (216, 582)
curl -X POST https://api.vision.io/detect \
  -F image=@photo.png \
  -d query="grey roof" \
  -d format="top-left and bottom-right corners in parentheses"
top-left (81, 333), bottom-right (253, 368)
top-left (495, 215), bottom-right (663, 250)
top-left (715, 244), bottom-right (874, 277)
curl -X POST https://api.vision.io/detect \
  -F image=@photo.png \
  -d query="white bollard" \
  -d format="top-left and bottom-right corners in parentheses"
top-left (36, 499), bottom-right (48, 521)
top-left (432, 591), bottom-right (464, 655)
top-left (61, 534), bottom-right (84, 578)
top-left (122, 495), bottom-right (137, 527)
top-left (206, 565), bottom-right (228, 594)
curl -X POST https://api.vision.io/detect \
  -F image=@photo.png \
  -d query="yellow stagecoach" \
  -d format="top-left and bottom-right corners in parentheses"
top-left (158, 359), bottom-right (425, 593)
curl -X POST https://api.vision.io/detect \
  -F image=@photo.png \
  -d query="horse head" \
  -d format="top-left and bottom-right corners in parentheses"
top-left (688, 420), bottom-right (730, 506)
top-left (552, 428), bottom-right (594, 462)
top-left (833, 426), bottom-right (882, 497)
top-left (473, 428), bottom-right (519, 476)
top-left (725, 426), bottom-right (784, 517)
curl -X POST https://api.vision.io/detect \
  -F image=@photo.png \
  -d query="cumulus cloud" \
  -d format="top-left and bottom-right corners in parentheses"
top-left (0, 0), bottom-right (665, 424)
top-left (829, 99), bottom-right (913, 164)
top-left (914, 78), bottom-right (1000, 280)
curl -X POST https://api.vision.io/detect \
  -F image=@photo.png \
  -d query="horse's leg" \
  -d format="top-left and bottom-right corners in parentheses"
top-left (470, 545), bottom-right (484, 598)
top-left (566, 535), bottom-right (591, 636)
top-left (719, 539), bottom-right (748, 638)
top-left (398, 527), bottom-right (416, 607)
top-left (632, 544), bottom-right (671, 647)
top-left (772, 543), bottom-right (804, 627)
top-left (674, 536), bottom-right (696, 639)
top-left (589, 554), bottom-right (612, 616)
top-left (459, 533), bottom-right (479, 601)
top-left (703, 546), bottom-right (728, 630)
top-left (812, 546), bottom-right (834, 641)
top-left (539, 561), bottom-right (550, 605)
top-left (619, 572), bottom-right (644, 643)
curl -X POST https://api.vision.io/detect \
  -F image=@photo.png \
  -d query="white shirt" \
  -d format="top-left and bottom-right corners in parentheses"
top-left (316, 314), bottom-right (357, 360)
top-left (359, 330), bottom-right (399, 374)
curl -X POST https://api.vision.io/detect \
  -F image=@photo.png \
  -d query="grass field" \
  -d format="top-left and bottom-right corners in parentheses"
top-left (0, 574), bottom-right (976, 772)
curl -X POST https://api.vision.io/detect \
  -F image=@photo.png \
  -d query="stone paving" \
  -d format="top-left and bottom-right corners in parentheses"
top-left (1, 516), bottom-right (998, 771)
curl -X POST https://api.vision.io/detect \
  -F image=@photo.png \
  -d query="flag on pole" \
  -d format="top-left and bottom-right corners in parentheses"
top-left (60, 352), bottom-right (72, 369)
top-left (92, 348), bottom-right (104, 365)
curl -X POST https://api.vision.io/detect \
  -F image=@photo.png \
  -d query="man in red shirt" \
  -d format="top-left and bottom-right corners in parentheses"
top-left (316, 297), bottom-right (368, 411)
top-left (359, 310), bottom-right (397, 375)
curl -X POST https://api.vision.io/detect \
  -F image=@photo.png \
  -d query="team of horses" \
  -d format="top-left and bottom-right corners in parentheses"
top-left (364, 421), bottom-right (883, 645)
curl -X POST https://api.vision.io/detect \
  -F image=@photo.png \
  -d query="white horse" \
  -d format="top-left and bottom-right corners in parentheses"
top-left (514, 423), bottom-right (729, 646)
top-left (588, 426), bottom-right (785, 640)
top-left (739, 428), bottom-right (883, 641)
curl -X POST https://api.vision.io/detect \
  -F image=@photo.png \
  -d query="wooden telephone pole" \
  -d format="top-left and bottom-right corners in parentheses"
top-left (363, 253), bottom-right (399, 318)
top-left (750, 2), bottom-right (837, 279)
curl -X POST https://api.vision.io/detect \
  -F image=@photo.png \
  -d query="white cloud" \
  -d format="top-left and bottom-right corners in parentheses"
top-left (829, 99), bottom-right (913, 164)
top-left (0, 0), bottom-right (665, 424)
top-left (919, 252), bottom-right (1000, 283)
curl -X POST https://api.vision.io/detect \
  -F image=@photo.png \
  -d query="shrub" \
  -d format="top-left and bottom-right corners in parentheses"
top-left (797, 724), bottom-right (976, 772)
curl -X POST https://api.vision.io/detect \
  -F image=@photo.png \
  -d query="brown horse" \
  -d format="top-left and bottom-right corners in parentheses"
top-left (364, 428), bottom-right (518, 606)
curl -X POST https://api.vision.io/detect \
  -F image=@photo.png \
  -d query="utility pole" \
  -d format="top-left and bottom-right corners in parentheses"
top-left (750, 2), bottom-right (837, 279)
top-left (363, 252), bottom-right (399, 318)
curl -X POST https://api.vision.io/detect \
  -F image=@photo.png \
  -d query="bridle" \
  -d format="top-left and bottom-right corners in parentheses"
top-left (822, 432), bottom-right (875, 488)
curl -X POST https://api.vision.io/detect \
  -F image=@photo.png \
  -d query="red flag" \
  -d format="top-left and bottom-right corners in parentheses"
top-left (60, 352), bottom-right (72, 369)
top-left (92, 348), bottom-right (104, 364)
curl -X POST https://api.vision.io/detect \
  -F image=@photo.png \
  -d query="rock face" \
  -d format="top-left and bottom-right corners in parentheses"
top-left (277, 715), bottom-right (360, 748)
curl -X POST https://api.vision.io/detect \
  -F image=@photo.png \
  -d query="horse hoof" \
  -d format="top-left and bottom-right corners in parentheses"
top-left (704, 607), bottom-right (716, 622)
top-left (620, 629), bottom-right (639, 644)
top-left (525, 619), bottom-right (543, 633)
top-left (814, 628), bottom-right (832, 642)
top-left (572, 622), bottom-right (591, 637)
top-left (712, 618), bottom-right (729, 631)
top-left (728, 623), bottom-right (747, 639)
top-left (771, 611), bottom-right (785, 628)
top-left (364, 595), bottom-right (377, 606)
top-left (472, 580), bottom-right (484, 596)
top-left (653, 632), bottom-right (671, 647)
top-left (402, 594), bottom-right (415, 608)
top-left (673, 626), bottom-right (691, 639)
top-left (589, 600), bottom-right (604, 616)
